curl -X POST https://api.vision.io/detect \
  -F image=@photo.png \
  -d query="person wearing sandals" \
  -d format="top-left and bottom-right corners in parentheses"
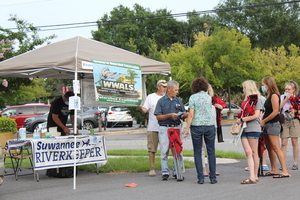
top-left (261, 76), bottom-right (291, 178)
top-left (183, 77), bottom-right (217, 184)
top-left (279, 81), bottom-right (300, 171)
top-left (236, 80), bottom-right (262, 184)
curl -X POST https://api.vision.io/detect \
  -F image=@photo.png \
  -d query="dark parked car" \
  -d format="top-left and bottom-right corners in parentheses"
top-left (24, 106), bottom-right (101, 132)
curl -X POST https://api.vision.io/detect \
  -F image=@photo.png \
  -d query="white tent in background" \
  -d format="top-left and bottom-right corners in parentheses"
top-left (0, 36), bottom-right (170, 79)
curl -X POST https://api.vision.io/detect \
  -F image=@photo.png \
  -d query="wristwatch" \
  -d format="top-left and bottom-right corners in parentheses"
top-left (240, 118), bottom-right (243, 122)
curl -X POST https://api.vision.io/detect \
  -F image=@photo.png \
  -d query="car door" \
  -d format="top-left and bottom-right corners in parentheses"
top-left (16, 106), bottom-right (35, 129)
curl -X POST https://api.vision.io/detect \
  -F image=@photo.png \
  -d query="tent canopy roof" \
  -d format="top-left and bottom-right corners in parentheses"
top-left (0, 36), bottom-right (170, 79)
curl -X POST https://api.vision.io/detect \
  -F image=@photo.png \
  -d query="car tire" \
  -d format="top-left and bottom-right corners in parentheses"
top-left (83, 121), bottom-right (94, 130)
top-left (32, 123), bottom-right (42, 132)
top-left (128, 121), bottom-right (133, 127)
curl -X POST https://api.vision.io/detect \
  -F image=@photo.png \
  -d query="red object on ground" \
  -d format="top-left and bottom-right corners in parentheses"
top-left (125, 183), bottom-right (138, 187)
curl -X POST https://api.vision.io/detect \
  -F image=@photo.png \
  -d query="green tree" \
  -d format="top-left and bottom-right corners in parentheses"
top-left (200, 28), bottom-right (261, 89)
top-left (253, 44), bottom-right (300, 92)
top-left (92, 4), bottom-right (181, 55)
top-left (178, 12), bottom-right (220, 47)
top-left (216, 0), bottom-right (300, 48)
top-left (0, 16), bottom-right (55, 108)
top-left (162, 27), bottom-right (262, 102)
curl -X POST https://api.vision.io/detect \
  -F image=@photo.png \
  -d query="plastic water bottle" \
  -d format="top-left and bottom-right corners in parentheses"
top-left (19, 128), bottom-right (26, 140)
top-left (33, 129), bottom-right (40, 139)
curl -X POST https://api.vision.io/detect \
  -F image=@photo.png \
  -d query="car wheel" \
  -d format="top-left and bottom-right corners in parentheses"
top-left (83, 121), bottom-right (94, 130)
top-left (128, 121), bottom-right (133, 127)
top-left (32, 123), bottom-right (42, 132)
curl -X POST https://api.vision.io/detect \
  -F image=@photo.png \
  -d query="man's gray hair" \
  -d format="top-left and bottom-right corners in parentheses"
top-left (167, 80), bottom-right (179, 88)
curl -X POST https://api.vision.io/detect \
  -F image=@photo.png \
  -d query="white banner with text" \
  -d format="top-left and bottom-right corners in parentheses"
top-left (31, 135), bottom-right (107, 170)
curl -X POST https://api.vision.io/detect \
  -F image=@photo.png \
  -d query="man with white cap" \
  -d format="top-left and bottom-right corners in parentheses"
top-left (138, 80), bottom-right (167, 176)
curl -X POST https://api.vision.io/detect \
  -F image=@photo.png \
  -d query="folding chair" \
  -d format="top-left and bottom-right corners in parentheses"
top-left (167, 128), bottom-right (184, 181)
top-left (0, 132), bottom-right (33, 180)
top-left (0, 132), bottom-right (19, 176)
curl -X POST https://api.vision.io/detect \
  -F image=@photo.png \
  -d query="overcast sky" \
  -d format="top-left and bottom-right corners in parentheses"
top-left (0, 0), bottom-right (221, 43)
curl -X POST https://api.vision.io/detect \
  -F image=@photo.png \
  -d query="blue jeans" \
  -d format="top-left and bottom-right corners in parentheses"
top-left (191, 125), bottom-right (216, 181)
top-left (159, 126), bottom-right (183, 176)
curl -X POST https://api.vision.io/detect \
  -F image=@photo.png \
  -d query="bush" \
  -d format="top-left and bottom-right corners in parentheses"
top-left (0, 117), bottom-right (17, 133)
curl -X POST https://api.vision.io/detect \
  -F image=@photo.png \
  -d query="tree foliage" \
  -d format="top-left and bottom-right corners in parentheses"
top-left (0, 16), bottom-right (55, 108)
top-left (216, 0), bottom-right (300, 48)
top-left (92, 4), bottom-right (180, 55)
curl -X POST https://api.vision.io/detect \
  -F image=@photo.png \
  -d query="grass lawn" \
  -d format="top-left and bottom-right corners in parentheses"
top-left (4, 149), bottom-right (245, 174)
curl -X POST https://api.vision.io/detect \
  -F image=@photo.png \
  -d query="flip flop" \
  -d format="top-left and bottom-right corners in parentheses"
top-left (204, 174), bottom-right (209, 177)
top-left (292, 164), bottom-right (298, 170)
top-left (264, 172), bottom-right (278, 176)
top-left (273, 174), bottom-right (292, 178)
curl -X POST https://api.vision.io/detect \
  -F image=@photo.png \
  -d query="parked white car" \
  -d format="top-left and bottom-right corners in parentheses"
top-left (185, 102), bottom-right (241, 118)
top-left (221, 103), bottom-right (241, 118)
top-left (105, 106), bottom-right (133, 127)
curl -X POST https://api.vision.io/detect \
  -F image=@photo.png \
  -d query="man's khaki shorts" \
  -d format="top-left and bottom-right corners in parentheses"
top-left (147, 131), bottom-right (159, 153)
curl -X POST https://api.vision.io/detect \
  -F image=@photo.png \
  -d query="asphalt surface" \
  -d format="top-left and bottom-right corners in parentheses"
top-left (1, 122), bottom-right (300, 200)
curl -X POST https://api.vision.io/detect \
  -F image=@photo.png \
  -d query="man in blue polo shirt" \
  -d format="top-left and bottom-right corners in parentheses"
top-left (154, 80), bottom-right (189, 181)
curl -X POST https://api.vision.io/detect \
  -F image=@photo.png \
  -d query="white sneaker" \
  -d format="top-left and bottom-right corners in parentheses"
top-left (149, 169), bottom-right (156, 176)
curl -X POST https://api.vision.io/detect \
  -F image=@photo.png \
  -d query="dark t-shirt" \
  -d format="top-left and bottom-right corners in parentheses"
top-left (263, 93), bottom-right (280, 123)
top-left (47, 97), bottom-right (74, 135)
top-left (154, 95), bottom-right (186, 125)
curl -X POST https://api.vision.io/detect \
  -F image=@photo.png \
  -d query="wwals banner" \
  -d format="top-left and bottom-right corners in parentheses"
top-left (92, 60), bottom-right (142, 106)
top-left (31, 136), bottom-right (107, 170)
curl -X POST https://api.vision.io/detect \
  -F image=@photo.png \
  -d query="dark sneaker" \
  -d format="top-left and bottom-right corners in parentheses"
top-left (210, 179), bottom-right (218, 184)
top-left (162, 174), bottom-right (169, 181)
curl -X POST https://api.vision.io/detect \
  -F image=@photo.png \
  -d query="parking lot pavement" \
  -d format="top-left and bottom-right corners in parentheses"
top-left (2, 156), bottom-right (300, 200)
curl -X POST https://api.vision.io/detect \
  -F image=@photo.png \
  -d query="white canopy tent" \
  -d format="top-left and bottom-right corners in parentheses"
top-left (0, 36), bottom-right (170, 189)
top-left (0, 36), bottom-right (170, 79)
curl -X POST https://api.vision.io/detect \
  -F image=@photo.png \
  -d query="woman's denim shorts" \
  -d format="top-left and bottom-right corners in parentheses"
top-left (241, 131), bottom-right (261, 139)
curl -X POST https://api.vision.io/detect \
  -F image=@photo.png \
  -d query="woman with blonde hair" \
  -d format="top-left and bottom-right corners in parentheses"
top-left (261, 76), bottom-right (290, 178)
top-left (236, 80), bottom-right (262, 184)
top-left (280, 80), bottom-right (300, 170)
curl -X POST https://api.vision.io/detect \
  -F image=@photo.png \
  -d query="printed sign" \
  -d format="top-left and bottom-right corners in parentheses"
top-left (92, 60), bottom-right (142, 106)
top-left (31, 136), bottom-right (107, 170)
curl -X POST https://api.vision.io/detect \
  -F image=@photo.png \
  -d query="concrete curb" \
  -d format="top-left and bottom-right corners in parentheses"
top-left (96, 119), bottom-right (236, 136)
top-left (98, 128), bottom-right (147, 135)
